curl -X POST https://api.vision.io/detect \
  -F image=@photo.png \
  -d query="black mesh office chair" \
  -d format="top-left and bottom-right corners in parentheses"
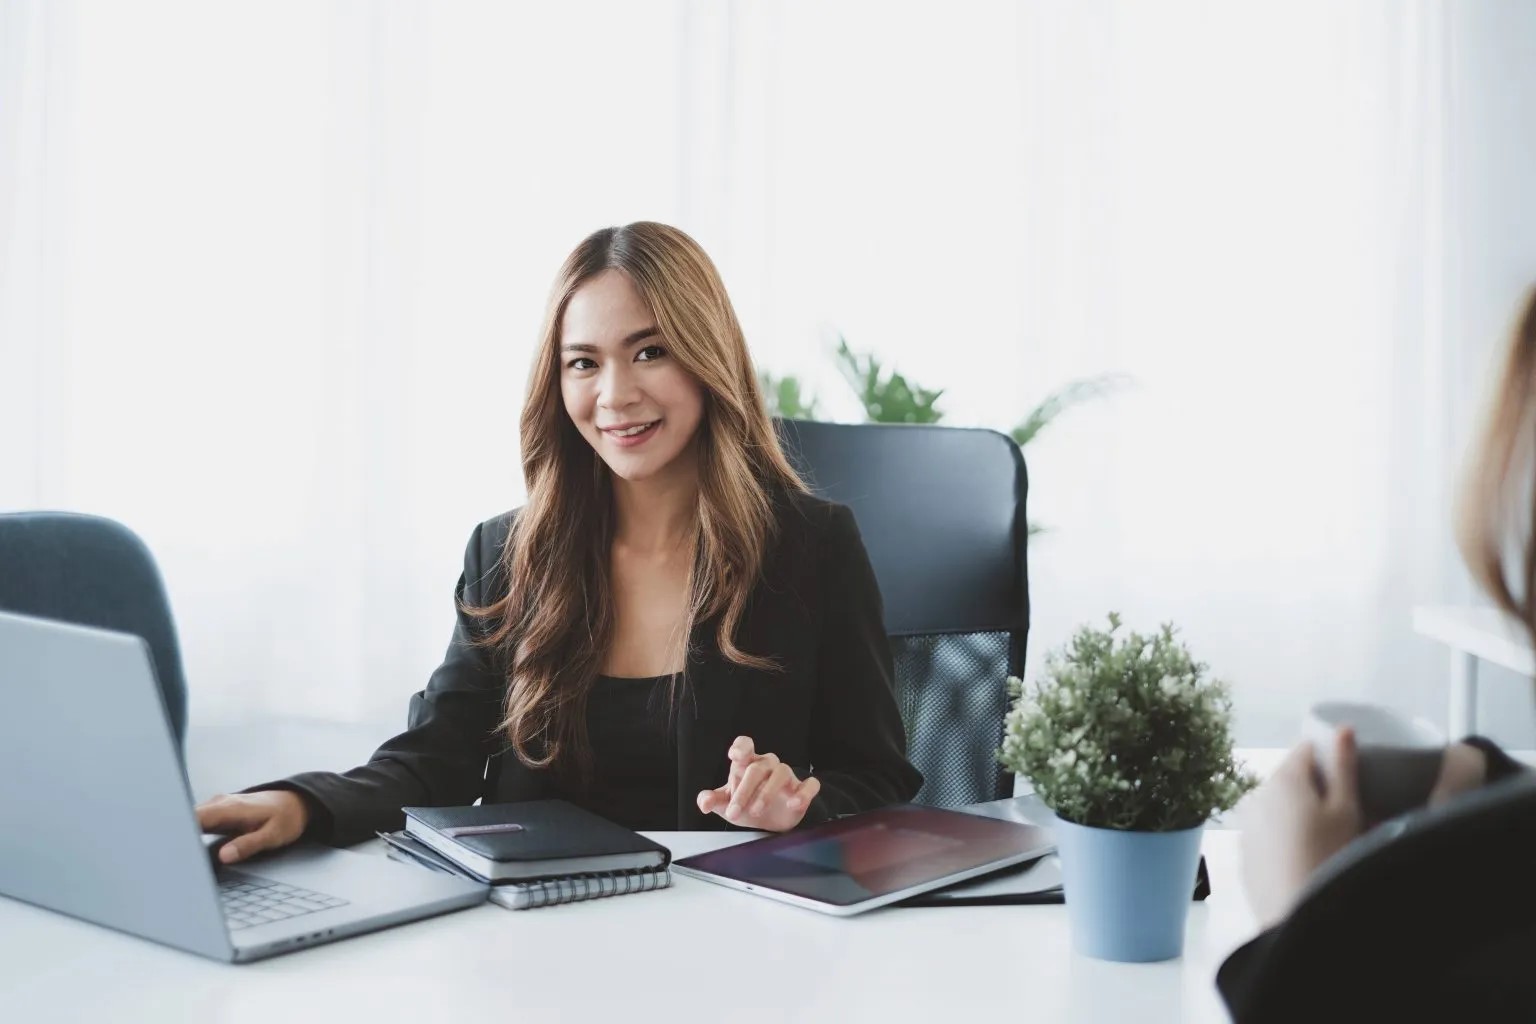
top-left (776, 420), bottom-right (1030, 806)
top-left (0, 512), bottom-right (190, 752)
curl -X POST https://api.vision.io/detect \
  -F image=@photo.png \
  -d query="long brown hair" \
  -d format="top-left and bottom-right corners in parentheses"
top-left (1457, 288), bottom-right (1536, 647)
top-left (470, 222), bottom-right (808, 775)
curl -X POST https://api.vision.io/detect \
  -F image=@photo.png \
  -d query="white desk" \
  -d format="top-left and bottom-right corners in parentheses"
top-left (0, 829), bottom-right (1254, 1023)
top-left (1413, 605), bottom-right (1535, 735)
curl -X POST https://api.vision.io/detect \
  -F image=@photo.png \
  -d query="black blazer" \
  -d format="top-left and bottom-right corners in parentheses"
top-left (262, 489), bottom-right (923, 846)
top-left (1217, 767), bottom-right (1536, 1021)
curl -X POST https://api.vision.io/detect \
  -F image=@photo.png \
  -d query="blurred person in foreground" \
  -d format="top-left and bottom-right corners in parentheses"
top-left (1220, 293), bottom-right (1536, 1021)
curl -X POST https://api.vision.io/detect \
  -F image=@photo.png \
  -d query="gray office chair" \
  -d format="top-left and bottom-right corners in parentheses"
top-left (0, 512), bottom-right (190, 752)
top-left (775, 420), bottom-right (1030, 807)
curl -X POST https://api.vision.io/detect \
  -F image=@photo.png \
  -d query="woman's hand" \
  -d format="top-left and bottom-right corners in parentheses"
top-left (1239, 728), bottom-right (1363, 929)
top-left (696, 736), bottom-right (822, 832)
top-left (195, 790), bottom-right (310, 865)
top-left (1427, 741), bottom-right (1490, 807)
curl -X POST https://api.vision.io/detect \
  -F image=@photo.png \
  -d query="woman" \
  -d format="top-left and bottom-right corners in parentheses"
top-left (197, 222), bottom-right (922, 861)
top-left (1220, 294), bottom-right (1536, 1020)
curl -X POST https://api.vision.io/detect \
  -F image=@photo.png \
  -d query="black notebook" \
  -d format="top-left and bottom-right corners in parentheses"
top-left (401, 799), bottom-right (671, 883)
top-left (377, 829), bottom-right (672, 910)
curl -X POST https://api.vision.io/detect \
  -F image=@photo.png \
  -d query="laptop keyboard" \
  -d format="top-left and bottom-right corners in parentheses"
top-left (219, 874), bottom-right (349, 930)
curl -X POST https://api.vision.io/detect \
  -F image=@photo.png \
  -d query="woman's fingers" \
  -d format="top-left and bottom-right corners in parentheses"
top-left (193, 791), bottom-right (309, 863)
top-left (700, 738), bottom-right (767, 819)
top-left (748, 762), bottom-right (798, 817)
top-left (1428, 742), bottom-right (1490, 807)
top-left (218, 820), bottom-right (284, 865)
top-left (696, 784), bottom-right (731, 815)
top-left (785, 775), bottom-right (821, 811)
top-left (195, 794), bottom-right (266, 835)
top-left (703, 737), bottom-right (817, 830)
top-left (755, 773), bottom-right (819, 830)
top-left (699, 749), bottom-right (819, 831)
top-left (1278, 740), bottom-right (1314, 777)
top-left (1274, 741), bottom-right (1318, 791)
top-left (196, 795), bottom-right (280, 864)
top-left (1326, 727), bottom-right (1360, 813)
top-left (725, 736), bottom-right (759, 792)
top-left (727, 754), bottom-right (780, 818)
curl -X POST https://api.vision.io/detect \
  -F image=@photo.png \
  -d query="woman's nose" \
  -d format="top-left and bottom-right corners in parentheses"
top-left (596, 363), bottom-right (641, 409)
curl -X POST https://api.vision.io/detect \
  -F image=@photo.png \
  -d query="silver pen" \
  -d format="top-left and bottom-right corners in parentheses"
top-left (442, 823), bottom-right (526, 838)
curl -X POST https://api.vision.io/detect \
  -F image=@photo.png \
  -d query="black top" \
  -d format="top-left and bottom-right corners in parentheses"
top-left (252, 488), bottom-right (923, 846)
top-left (551, 674), bottom-right (680, 831)
top-left (1217, 737), bottom-right (1536, 1021)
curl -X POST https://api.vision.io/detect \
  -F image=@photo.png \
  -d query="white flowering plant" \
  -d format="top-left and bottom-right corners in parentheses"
top-left (998, 614), bottom-right (1257, 832)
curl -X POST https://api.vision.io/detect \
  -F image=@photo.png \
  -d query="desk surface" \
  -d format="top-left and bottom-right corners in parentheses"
top-left (0, 827), bottom-right (1253, 1023)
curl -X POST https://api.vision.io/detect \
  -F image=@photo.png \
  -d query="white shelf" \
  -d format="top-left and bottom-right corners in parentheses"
top-left (1413, 605), bottom-right (1535, 677)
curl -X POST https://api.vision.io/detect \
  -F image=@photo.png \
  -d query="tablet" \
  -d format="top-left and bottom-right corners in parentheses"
top-left (671, 804), bottom-right (1055, 916)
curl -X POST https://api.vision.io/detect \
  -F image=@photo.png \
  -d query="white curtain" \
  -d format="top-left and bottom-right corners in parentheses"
top-left (0, 0), bottom-right (694, 725)
top-left (3, 0), bottom-right (1529, 744)
top-left (698, 0), bottom-right (1479, 743)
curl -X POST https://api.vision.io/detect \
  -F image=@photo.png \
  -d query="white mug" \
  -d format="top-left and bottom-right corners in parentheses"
top-left (1302, 701), bottom-right (1446, 824)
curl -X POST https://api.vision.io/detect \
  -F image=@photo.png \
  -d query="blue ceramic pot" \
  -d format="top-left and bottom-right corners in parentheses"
top-left (1053, 817), bottom-right (1204, 962)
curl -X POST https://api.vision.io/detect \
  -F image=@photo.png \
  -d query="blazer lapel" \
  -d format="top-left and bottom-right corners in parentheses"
top-left (676, 619), bottom-right (745, 829)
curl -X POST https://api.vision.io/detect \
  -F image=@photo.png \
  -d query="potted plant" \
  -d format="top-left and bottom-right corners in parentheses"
top-left (998, 613), bottom-right (1256, 962)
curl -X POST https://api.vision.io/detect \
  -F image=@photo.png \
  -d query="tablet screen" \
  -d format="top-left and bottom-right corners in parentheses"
top-left (675, 804), bottom-right (1053, 907)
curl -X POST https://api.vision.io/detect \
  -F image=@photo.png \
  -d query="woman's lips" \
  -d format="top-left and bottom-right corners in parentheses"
top-left (604, 420), bottom-right (660, 448)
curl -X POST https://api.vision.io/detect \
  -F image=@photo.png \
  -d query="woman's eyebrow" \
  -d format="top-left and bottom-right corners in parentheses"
top-left (561, 326), bottom-right (659, 354)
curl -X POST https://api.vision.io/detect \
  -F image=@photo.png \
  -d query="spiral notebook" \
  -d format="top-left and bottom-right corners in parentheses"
top-left (487, 866), bottom-right (672, 910)
top-left (377, 829), bottom-right (672, 910)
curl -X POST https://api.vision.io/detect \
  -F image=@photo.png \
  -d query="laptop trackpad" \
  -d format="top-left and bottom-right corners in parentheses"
top-left (225, 842), bottom-right (483, 907)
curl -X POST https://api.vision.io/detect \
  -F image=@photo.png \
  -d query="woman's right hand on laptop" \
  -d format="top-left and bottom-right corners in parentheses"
top-left (195, 791), bottom-right (310, 864)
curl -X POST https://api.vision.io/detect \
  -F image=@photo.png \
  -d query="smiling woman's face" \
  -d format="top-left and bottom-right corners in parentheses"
top-left (559, 269), bottom-right (706, 484)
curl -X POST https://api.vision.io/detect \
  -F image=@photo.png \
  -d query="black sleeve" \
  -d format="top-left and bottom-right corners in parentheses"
top-left (1460, 735), bottom-right (1528, 785)
top-left (1216, 927), bottom-right (1282, 1022)
top-left (242, 521), bottom-right (509, 846)
top-left (797, 503), bottom-right (924, 826)
top-left (1216, 773), bottom-right (1536, 1022)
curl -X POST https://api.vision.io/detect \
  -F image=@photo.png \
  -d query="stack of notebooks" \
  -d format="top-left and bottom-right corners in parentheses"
top-left (378, 799), bottom-right (672, 911)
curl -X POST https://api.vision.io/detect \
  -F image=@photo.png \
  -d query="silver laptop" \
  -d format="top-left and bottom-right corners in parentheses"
top-left (0, 609), bottom-right (487, 962)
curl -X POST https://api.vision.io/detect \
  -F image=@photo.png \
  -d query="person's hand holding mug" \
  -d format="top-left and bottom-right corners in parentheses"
top-left (1239, 728), bottom-right (1364, 928)
top-left (696, 735), bottom-right (821, 832)
top-left (1427, 742), bottom-right (1490, 807)
top-left (1301, 701), bottom-right (1449, 825)
top-left (195, 791), bottom-right (310, 864)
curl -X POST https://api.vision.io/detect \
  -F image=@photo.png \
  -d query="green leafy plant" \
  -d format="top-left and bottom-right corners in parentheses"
top-left (997, 614), bottom-right (1256, 832)
top-left (1010, 374), bottom-right (1130, 448)
top-left (833, 336), bottom-right (945, 424)
top-left (808, 332), bottom-right (1125, 539)
top-left (758, 370), bottom-right (820, 420)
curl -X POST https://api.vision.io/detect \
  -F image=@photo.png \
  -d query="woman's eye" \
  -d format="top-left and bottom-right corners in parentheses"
top-left (636, 345), bottom-right (666, 362)
top-left (567, 357), bottom-right (597, 371)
